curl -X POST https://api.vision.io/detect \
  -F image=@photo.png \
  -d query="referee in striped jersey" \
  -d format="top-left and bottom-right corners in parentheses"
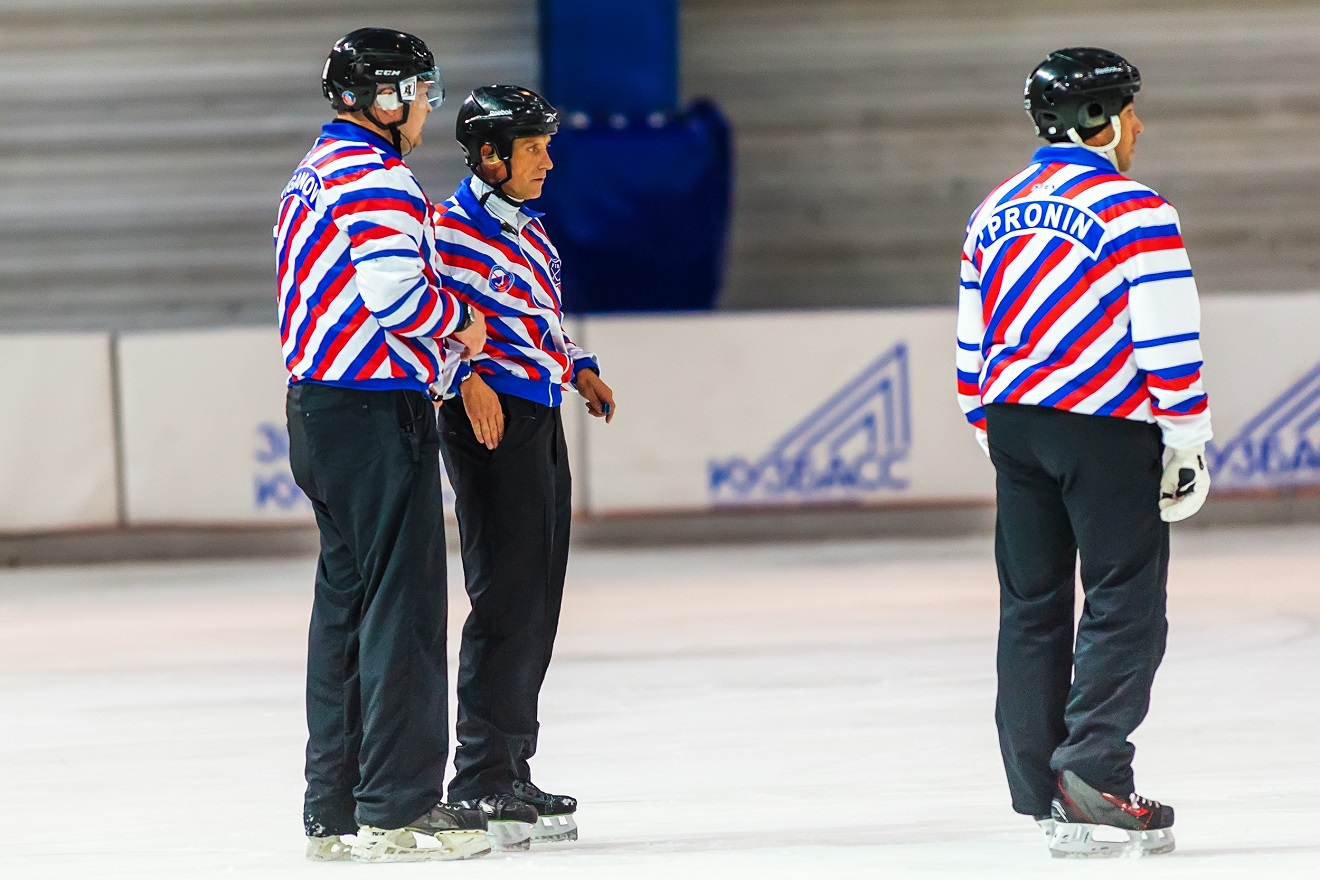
top-left (956, 48), bottom-right (1212, 857)
top-left (430, 85), bottom-right (616, 847)
top-left (278, 29), bottom-right (489, 861)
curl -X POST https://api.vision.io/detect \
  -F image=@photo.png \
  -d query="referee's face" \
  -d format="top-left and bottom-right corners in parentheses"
top-left (397, 81), bottom-right (435, 151)
top-left (502, 135), bottom-right (554, 201)
top-left (1113, 103), bottom-right (1143, 173)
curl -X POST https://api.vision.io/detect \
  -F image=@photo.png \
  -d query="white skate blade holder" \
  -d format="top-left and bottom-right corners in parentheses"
top-left (487, 819), bottom-right (534, 851)
top-left (305, 834), bottom-right (354, 861)
top-left (1049, 822), bottom-right (1175, 858)
top-left (351, 826), bottom-right (491, 862)
top-left (533, 813), bottom-right (579, 844)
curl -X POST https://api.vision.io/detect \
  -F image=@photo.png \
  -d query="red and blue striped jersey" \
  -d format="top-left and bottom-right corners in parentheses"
top-left (956, 144), bottom-right (1212, 450)
top-left (275, 121), bottom-right (466, 392)
top-left (432, 177), bottom-right (598, 407)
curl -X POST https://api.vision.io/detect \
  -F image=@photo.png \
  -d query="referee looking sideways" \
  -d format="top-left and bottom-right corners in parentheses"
top-left (957, 48), bottom-right (1211, 858)
top-left (431, 85), bottom-right (616, 850)
top-left (277, 29), bottom-right (489, 863)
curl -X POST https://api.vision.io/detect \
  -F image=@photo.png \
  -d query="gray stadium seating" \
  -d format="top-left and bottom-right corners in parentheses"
top-left (3, 0), bottom-right (1316, 329)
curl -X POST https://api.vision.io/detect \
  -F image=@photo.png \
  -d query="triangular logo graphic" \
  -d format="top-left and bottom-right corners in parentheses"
top-left (1208, 360), bottom-right (1320, 490)
top-left (708, 343), bottom-right (912, 504)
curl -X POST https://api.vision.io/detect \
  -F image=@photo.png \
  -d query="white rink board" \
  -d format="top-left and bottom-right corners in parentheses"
top-left (579, 309), bottom-right (995, 514)
top-left (116, 324), bottom-right (589, 526)
top-left (117, 327), bottom-right (313, 525)
top-left (0, 333), bottom-right (117, 532)
top-left (579, 293), bottom-right (1320, 515)
top-left (1198, 292), bottom-right (1320, 492)
top-left (5, 293), bottom-right (1318, 531)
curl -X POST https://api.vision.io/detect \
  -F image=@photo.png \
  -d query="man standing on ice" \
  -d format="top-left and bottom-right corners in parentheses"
top-left (277, 28), bottom-right (489, 863)
top-left (430, 84), bottom-right (617, 851)
top-left (956, 47), bottom-right (1212, 858)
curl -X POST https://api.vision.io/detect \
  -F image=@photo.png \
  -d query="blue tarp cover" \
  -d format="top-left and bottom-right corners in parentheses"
top-left (536, 100), bottom-right (732, 313)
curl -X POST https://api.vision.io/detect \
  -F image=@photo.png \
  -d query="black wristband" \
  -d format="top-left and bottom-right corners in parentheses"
top-left (453, 301), bottom-right (474, 333)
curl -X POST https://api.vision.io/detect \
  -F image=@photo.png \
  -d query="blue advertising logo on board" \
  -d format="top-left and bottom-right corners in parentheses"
top-left (253, 422), bottom-right (310, 511)
top-left (708, 343), bottom-right (912, 505)
top-left (1208, 360), bottom-right (1320, 491)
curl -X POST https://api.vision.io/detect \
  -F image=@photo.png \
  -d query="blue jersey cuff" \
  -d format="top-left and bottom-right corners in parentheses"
top-left (571, 358), bottom-right (600, 383)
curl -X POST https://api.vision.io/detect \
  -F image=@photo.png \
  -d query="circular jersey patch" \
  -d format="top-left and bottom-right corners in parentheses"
top-left (489, 266), bottom-right (513, 293)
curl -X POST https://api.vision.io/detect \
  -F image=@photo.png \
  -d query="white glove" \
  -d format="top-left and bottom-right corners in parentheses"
top-left (975, 428), bottom-right (990, 457)
top-left (1159, 444), bottom-right (1209, 522)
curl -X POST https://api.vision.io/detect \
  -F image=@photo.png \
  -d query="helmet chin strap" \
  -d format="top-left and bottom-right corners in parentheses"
top-left (363, 102), bottom-right (412, 155)
top-left (1068, 115), bottom-right (1122, 168)
top-left (476, 152), bottom-right (523, 207)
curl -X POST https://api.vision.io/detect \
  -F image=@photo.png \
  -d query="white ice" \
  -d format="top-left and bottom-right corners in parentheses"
top-left (1, 525), bottom-right (1318, 879)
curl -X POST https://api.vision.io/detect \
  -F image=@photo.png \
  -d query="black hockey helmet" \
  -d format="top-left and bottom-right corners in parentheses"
top-left (322, 28), bottom-right (444, 114)
top-left (1024, 48), bottom-right (1140, 142)
top-left (455, 85), bottom-right (560, 171)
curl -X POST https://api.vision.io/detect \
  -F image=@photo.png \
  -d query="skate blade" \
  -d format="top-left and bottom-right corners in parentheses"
top-left (351, 826), bottom-right (491, 862)
top-left (487, 820), bottom-right (534, 851)
top-left (305, 834), bottom-right (354, 861)
top-left (1048, 822), bottom-right (1175, 858)
top-left (532, 813), bottom-right (578, 844)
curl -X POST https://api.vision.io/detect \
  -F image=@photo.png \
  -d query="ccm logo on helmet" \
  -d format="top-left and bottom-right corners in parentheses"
top-left (374, 69), bottom-right (402, 76)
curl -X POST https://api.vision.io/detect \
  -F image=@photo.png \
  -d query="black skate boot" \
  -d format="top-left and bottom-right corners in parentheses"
top-left (351, 802), bottom-right (491, 862)
top-left (512, 780), bottom-right (579, 843)
top-left (456, 794), bottom-right (539, 851)
top-left (1047, 769), bottom-right (1175, 858)
top-left (303, 814), bottom-right (355, 861)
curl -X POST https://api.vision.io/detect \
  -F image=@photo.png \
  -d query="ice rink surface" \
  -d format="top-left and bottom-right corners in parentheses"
top-left (1, 524), bottom-right (1317, 879)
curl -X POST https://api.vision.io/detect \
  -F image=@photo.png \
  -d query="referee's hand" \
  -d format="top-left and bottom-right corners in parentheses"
top-left (460, 372), bottom-right (503, 450)
top-left (1159, 445), bottom-right (1209, 522)
top-left (575, 370), bottom-right (616, 424)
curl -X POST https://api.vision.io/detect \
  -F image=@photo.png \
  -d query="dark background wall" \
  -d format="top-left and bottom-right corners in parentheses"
top-left (3, 0), bottom-right (1317, 329)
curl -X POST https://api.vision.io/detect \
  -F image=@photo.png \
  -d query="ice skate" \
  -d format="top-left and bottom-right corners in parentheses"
top-left (457, 794), bottom-right (539, 851)
top-left (1047, 770), bottom-right (1175, 858)
top-left (351, 802), bottom-right (491, 862)
top-left (513, 780), bottom-right (579, 843)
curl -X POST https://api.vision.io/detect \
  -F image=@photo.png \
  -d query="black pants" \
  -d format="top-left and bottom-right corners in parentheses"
top-left (287, 383), bottom-right (450, 832)
top-left (438, 391), bottom-right (571, 801)
top-left (985, 403), bottom-right (1169, 816)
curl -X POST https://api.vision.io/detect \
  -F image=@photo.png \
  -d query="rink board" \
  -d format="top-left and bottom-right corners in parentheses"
top-left (116, 327), bottom-right (313, 525)
top-left (1, 295), bottom-right (1317, 531)
top-left (575, 293), bottom-right (1320, 514)
top-left (574, 309), bottom-right (994, 514)
top-left (1196, 293), bottom-right (1320, 493)
top-left (114, 323), bottom-right (589, 527)
top-left (0, 333), bottom-right (118, 532)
